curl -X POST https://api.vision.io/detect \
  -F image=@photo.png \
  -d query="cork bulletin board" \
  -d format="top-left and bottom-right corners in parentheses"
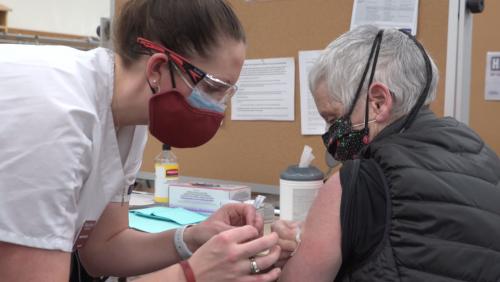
top-left (135, 0), bottom-right (453, 188)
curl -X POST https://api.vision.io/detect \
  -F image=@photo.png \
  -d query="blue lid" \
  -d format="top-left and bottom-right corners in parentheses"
top-left (280, 165), bottom-right (324, 181)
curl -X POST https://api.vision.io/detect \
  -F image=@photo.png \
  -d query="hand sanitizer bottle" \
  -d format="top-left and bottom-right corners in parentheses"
top-left (154, 144), bottom-right (179, 204)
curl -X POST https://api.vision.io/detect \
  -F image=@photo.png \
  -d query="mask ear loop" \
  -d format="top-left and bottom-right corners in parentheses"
top-left (346, 30), bottom-right (384, 119)
top-left (147, 79), bottom-right (157, 94)
top-left (363, 31), bottom-right (384, 129)
top-left (397, 29), bottom-right (433, 133)
top-left (168, 60), bottom-right (176, 89)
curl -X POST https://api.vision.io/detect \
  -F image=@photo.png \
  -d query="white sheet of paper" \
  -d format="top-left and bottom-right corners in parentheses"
top-left (350, 0), bottom-right (419, 35)
top-left (129, 192), bottom-right (154, 206)
top-left (231, 58), bottom-right (295, 121)
top-left (298, 50), bottom-right (326, 135)
top-left (485, 52), bottom-right (500, 101)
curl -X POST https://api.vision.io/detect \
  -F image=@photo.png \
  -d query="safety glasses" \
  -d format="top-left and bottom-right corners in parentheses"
top-left (136, 37), bottom-right (238, 105)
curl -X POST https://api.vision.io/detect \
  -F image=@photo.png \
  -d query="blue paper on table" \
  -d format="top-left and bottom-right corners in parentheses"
top-left (131, 207), bottom-right (208, 225)
top-left (129, 207), bottom-right (208, 233)
top-left (129, 212), bottom-right (181, 233)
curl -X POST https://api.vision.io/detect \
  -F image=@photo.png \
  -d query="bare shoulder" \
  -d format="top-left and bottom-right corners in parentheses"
top-left (0, 241), bottom-right (70, 281)
top-left (320, 172), bottom-right (342, 200)
top-left (305, 171), bottom-right (342, 232)
top-left (308, 172), bottom-right (342, 214)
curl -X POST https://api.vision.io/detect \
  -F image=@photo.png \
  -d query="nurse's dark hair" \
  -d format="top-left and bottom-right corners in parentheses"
top-left (113, 0), bottom-right (246, 67)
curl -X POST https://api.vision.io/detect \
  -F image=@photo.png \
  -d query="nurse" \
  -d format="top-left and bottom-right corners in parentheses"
top-left (0, 0), bottom-right (281, 281)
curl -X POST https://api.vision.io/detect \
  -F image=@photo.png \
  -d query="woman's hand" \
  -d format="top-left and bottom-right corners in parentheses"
top-left (188, 225), bottom-right (281, 282)
top-left (271, 220), bottom-right (301, 268)
top-left (184, 203), bottom-right (264, 251)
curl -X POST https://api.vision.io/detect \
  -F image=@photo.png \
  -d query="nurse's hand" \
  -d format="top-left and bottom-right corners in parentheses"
top-left (188, 225), bottom-right (282, 282)
top-left (184, 203), bottom-right (263, 251)
top-left (271, 220), bottom-right (301, 268)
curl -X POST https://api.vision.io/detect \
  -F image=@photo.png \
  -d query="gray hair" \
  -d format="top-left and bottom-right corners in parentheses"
top-left (309, 25), bottom-right (439, 119)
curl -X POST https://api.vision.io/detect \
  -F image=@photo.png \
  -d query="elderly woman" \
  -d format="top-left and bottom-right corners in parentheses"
top-left (273, 25), bottom-right (500, 282)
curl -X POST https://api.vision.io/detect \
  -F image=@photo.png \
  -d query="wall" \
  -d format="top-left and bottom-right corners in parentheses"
top-left (11, 0), bottom-right (493, 187)
top-left (0, 0), bottom-right (110, 36)
top-left (138, 0), bottom-right (451, 187)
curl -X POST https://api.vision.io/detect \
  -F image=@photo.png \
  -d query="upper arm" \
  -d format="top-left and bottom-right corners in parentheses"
top-left (79, 202), bottom-right (129, 258)
top-left (0, 100), bottom-right (93, 252)
top-left (80, 127), bottom-right (147, 247)
top-left (280, 172), bottom-right (343, 282)
top-left (0, 242), bottom-right (71, 281)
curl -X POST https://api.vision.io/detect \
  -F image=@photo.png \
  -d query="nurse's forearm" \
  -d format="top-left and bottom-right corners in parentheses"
top-left (80, 228), bottom-right (182, 277)
top-left (78, 202), bottom-right (196, 278)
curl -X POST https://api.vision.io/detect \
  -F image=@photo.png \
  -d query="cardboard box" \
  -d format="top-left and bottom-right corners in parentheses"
top-left (168, 182), bottom-right (251, 214)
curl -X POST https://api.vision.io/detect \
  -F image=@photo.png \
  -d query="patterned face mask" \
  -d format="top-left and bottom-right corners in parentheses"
top-left (322, 118), bottom-right (375, 161)
top-left (322, 30), bottom-right (384, 162)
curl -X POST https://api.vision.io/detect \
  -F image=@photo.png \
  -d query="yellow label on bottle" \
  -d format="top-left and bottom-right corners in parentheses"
top-left (154, 163), bottom-right (179, 204)
top-left (154, 195), bottom-right (169, 203)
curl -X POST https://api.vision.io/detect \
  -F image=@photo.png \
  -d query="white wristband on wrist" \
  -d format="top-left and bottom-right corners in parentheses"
top-left (174, 225), bottom-right (194, 260)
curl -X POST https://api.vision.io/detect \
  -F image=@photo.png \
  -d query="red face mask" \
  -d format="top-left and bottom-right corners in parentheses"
top-left (148, 90), bottom-right (224, 148)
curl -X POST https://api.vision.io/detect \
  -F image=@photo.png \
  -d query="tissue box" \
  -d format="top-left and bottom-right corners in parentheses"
top-left (168, 182), bottom-right (251, 214)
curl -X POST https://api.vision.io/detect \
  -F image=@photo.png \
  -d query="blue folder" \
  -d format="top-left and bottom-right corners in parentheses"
top-left (129, 206), bottom-right (208, 233)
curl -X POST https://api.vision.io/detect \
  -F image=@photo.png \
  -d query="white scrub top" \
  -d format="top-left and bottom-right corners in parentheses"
top-left (0, 44), bottom-right (148, 252)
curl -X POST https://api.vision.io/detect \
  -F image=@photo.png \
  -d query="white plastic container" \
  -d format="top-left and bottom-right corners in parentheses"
top-left (279, 165), bottom-right (324, 221)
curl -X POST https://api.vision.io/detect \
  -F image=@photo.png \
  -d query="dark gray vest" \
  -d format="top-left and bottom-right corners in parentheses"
top-left (337, 110), bottom-right (500, 282)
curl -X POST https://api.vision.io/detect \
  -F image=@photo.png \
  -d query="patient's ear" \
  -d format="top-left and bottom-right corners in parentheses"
top-left (368, 82), bottom-right (393, 123)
